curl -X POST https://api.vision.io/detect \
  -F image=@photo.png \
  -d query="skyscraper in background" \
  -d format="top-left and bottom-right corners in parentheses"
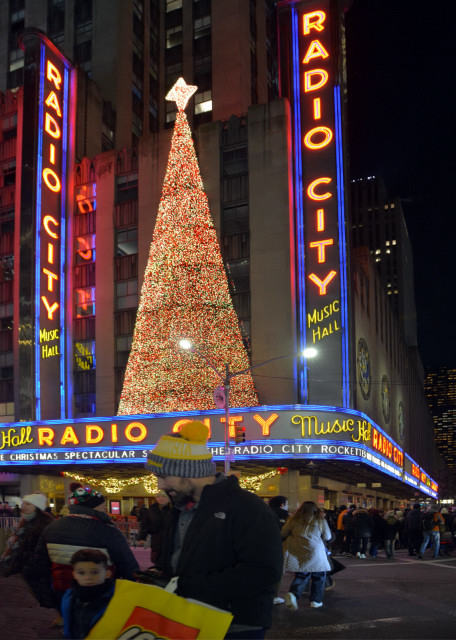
top-left (425, 368), bottom-right (456, 470)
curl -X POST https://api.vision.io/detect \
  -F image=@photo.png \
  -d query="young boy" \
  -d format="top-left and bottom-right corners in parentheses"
top-left (61, 548), bottom-right (115, 639)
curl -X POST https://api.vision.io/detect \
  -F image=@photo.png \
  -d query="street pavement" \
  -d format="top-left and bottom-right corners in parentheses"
top-left (268, 549), bottom-right (456, 639)
top-left (1, 547), bottom-right (455, 639)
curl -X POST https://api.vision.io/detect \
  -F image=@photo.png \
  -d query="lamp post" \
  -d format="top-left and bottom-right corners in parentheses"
top-left (179, 340), bottom-right (317, 476)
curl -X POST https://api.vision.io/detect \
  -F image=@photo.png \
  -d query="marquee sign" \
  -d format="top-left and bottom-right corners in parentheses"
top-left (17, 30), bottom-right (76, 420)
top-left (0, 405), bottom-right (438, 497)
top-left (278, 0), bottom-right (349, 406)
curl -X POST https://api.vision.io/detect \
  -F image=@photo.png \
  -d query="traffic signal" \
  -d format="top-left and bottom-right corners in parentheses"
top-left (234, 425), bottom-right (245, 444)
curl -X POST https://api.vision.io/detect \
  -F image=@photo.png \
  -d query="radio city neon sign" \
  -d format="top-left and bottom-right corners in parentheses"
top-left (40, 58), bottom-right (64, 324)
top-left (301, 9), bottom-right (337, 296)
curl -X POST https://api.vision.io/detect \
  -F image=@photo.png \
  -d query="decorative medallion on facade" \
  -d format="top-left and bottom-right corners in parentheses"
top-left (381, 374), bottom-right (391, 423)
top-left (357, 338), bottom-right (371, 400)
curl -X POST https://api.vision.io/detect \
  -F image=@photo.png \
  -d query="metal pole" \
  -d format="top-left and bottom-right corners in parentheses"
top-left (224, 364), bottom-right (230, 476)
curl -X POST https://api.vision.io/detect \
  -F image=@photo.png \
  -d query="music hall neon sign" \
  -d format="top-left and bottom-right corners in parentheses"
top-left (278, 0), bottom-right (349, 405)
top-left (31, 34), bottom-right (76, 420)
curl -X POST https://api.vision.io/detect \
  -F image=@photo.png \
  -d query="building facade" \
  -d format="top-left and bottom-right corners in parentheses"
top-left (0, 0), bottom-right (444, 511)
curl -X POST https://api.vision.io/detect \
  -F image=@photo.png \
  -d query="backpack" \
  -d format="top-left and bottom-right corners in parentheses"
top-left (421, 512), bottom-right (435, 532)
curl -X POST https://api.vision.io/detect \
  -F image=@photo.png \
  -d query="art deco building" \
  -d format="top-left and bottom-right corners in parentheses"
top-left (0, 0), bottom-right (444, 510)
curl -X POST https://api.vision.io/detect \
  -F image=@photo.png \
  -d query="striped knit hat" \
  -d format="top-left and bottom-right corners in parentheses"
top-left (146, 421), bottom-right (216, 478)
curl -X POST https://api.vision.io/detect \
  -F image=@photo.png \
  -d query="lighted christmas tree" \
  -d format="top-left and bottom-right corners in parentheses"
top-left (118, 78), bottom-right (259, 415)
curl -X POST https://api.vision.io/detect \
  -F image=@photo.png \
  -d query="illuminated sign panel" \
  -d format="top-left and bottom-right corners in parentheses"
top-left (278, 1), bottom-right (349, 405)
top-left (18, 31), bottom-right (76, 420)
top-left (0, 405), bottom-right (437, 498)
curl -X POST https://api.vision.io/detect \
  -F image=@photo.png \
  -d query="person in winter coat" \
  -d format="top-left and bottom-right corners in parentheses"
top-left (61, 548), bottom-right (115, 640)
top-left (342, 504), bottom-right (357, 555)
top-left (282, 501), bottom-right (332, 610)
top-left (418, 506), bottom-right (445, 559)
top-left (405, 504), bottom-right (423, 556)
top-left (137, 491), bottom-right (172, 564)
top-left (352, 508), bottom-right (372, 558)
top-left (30, 483), bottom-right (139, 610)
top-left (146, 421), bottom-right (283, 640)
top-left (368, 508), bottom-right (386, 557)
top-left (268, 495), bottom-right (290, 530)
top-left (0, 493), bottom-right (54, 592)
top-left (383, 511), bottom-right (400, 558)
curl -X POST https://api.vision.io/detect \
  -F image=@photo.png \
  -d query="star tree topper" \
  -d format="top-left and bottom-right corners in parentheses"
top-left (166, 77), bottom-right (198, 112)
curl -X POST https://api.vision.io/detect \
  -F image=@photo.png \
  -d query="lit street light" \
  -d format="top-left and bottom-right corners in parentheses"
top-left (179, 339), bottom-right (317, 475)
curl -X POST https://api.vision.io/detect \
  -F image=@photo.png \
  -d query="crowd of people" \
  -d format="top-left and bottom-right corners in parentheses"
top-left (326, 503), bottom-right (454, 561)
top-left (0, 431), bottom-right (455, 639)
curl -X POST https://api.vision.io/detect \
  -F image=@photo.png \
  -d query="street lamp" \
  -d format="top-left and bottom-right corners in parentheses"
top-left (179, 339), bottom-right (317, 475)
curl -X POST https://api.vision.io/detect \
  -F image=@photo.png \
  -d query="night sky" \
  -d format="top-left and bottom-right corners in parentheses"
top-left (344, 0), bottom-right (456, 368)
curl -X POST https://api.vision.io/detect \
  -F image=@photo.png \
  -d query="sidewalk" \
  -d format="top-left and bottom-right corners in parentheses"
top-left (0, 546), bottom-right (151, 640)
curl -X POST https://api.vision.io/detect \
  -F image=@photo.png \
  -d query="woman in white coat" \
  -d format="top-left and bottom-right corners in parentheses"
top-left (282, 500), bottom-right (332, 610)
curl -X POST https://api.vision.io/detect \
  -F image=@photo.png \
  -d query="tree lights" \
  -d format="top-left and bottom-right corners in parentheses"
top-left (117, 79), bottom-right (258, 415)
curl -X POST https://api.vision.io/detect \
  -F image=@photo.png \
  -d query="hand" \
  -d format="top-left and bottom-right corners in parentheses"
top-left (137, 540), bottom-right (145, 546)
top-left (134, 569), bottom-right (170, 588)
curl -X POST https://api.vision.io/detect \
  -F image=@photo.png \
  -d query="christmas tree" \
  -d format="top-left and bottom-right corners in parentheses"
top-left (118, 78), bottom-right (258, 415)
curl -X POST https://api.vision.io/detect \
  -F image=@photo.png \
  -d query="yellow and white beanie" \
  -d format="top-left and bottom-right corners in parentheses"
top-left (146, 421), bottom-right (216, 478)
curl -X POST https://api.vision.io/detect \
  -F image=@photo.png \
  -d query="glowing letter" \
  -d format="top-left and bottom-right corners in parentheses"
top-left (38, 427), bottom-right (55, 446)
top-left (42, 168), bottom-right (61, 192)
top-left (307, 177), bottom-right (332, 201)
top-left (308, 271), bottom-right (337, 295)
top-left (45, 112), bottom-right (61, 139)
top-left (304, 126), bottom-right (333, 149)
top-left (309, 239), bottom-right (334, 262)
top-left (317, 209), bottom-right (325, 230)
top-left (77, 237), bottom-right (92, 261)
top-left (253, 413), bottom-right (279, 436)
top-left (303, 11), bottom-right (326, 34)
top-left (41, 296), bottom-right (59, 320)
top-left (46, 60), bottom-right (62, 90)
top-left (48, 243), bottom-right (54, 264)
top-left (76, 195), bottom-right (94, 214)
top-left (125, 422), bottom-right (147, 443)
top-left (45, 91), bottom-right (62, 117)
top-left (60, 426), bottom-right (79, 445)
top-left (172, 418), bottom-right (211, 437)
top-left (43, 268), bottom-right (58, 292)
top-left (86, 425), bottom-right (104, 444)
top-left (43, 215), bottom-right (59, 238)
top-left (313, 98), bottom-right (321, 119)
top-left (302, 40), bottom-right (329, 64)
top-left (304, 69), bottom-right (328, 92)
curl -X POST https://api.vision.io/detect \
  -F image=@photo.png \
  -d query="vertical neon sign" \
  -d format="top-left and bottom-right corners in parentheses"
top-left (18, 31), bottom-right (76, 420)
top-left (278, 0), bottom-right (349, 406)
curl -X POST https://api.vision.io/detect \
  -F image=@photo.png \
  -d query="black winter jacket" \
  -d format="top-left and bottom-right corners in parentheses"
top-left (158, 475), bottom-right (283, 629)
top-left (31, 505), bottom-right (139, 607)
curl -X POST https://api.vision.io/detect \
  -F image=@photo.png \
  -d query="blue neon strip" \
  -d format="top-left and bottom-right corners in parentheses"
top-left (334, 86), bottom-right (350, 406)
top-left (291, 7), bottom-right (307, 402)
top-left (34, 44), bottom-right (46, 421)
top-left (60, 66), bottom-right (69, 418)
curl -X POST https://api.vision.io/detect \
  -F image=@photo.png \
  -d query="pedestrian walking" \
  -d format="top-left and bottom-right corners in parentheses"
top-left (137, 490), bottom-right (172, 565)
top-left (0, 492), bottom-right (54, 594)
top-left (342, 504), bottom-right (357, 555)
top-left (144, 420), bottom-right (283, 640)
top-left (384, 511), bottom-right (400, 559)
top-left (352, 507), bottom-right (372, 558)
top-left (405, 503), bottom-right (422, 556)
top-left (30, 483), bottom-right (139, 610)
top-left (282, 500), bottom-right (332, 610)
top-left (418, 506), bottom-right (445, 559)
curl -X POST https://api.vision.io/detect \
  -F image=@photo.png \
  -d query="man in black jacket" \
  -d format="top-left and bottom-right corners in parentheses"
top-left (145, 420), bottom-right (283, 640)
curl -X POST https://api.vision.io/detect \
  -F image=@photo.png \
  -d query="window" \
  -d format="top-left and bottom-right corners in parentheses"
top-left (74, 340), bottom-right (95, 371)
top-left (74, 286), bottom-right (95, 318)
top-left (74, 233), bottom-right (95, 265)
top-left (116, 279), bottom-right (137, 310)
top-left (166, 26), bottom-right (183, 49)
